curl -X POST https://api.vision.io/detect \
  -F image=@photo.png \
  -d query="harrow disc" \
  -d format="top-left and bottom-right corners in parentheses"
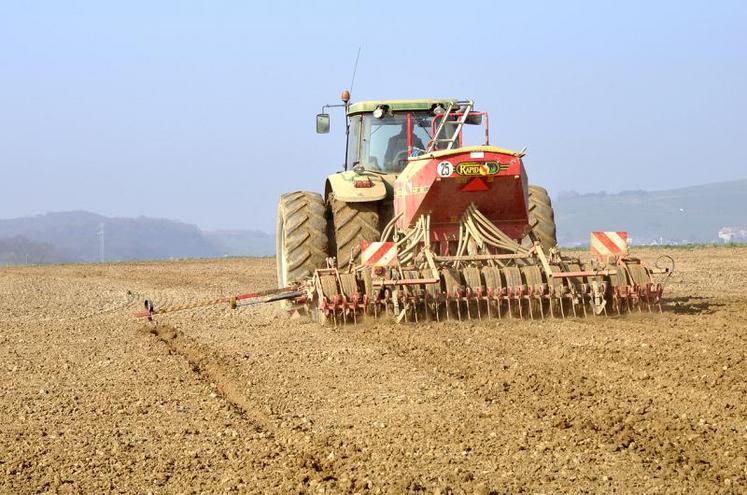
top-left (520, 265), bottom-right (544, 319)
top-left (503, 266), bottom-right (523, 318)
top-left (481, 266), bottom-right (504, 319)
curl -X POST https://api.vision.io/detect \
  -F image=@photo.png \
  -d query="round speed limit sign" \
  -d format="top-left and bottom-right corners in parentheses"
top-left (437, 161), bottom-right (453, 177)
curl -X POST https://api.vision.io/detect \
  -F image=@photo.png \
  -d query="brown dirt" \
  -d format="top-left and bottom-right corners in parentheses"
top-left (1, 247), bottom-right (746, 494)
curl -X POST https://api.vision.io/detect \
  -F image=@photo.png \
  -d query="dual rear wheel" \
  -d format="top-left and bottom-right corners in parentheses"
top-left (275, 192), bottom-right (380, 287)
top-left (527, 185), bottom-right (558, 251)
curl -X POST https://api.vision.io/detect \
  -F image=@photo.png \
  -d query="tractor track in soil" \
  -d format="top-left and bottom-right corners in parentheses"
top-left (145, 322), bottom-right (352, 489)
top-left (1, 247), bottom-right (746, 493)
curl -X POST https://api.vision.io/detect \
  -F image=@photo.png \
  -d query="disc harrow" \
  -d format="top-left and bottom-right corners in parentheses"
top-left (303, 252), bottom-right (671, 325)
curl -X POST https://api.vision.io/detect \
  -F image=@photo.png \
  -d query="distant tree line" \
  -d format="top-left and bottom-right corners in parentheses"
top-left (0, 236), bottom-right (56, 264)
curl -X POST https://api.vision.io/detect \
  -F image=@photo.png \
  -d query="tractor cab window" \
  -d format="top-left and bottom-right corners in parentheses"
top-left (346, 115), bottom-right (361, 170)
top-left (363, 114), bottom-right (408, 172)
top-left (351, 113), bottom-right (433, 173)
top-left (411, 116), bottom-right (433, 153)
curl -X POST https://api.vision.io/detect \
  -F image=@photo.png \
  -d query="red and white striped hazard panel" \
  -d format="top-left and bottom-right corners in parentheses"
top-left (360, 241), bottom-right (398, 267)
top-left (590, 231), bottom-right (629, 259)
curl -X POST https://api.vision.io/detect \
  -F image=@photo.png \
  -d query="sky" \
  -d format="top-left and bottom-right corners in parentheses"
top-left (0, 1), bottom-right (745, 233)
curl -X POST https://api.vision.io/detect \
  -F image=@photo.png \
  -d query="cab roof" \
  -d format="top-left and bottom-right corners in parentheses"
top-left (346, 99), bottom-right (459, 115)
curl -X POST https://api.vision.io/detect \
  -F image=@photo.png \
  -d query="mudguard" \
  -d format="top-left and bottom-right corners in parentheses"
top-left (325, 171), bottom-right (388, 203)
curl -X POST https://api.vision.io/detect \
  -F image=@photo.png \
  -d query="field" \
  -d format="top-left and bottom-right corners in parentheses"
top-left (1, 246), bottom-right (746, 493)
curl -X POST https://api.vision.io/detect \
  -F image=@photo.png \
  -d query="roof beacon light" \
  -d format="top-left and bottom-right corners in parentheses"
top-left (341, 90), bottom-right (351, 103)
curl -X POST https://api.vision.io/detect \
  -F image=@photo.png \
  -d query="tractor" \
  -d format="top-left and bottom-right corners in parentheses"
top-left (275, 92), bottom-right (670, 323)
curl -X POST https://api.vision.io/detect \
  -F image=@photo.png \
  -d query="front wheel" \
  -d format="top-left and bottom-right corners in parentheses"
top-left (329, 196), bottom-right (380, 270)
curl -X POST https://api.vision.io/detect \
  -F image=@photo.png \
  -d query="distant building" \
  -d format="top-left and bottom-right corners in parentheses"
top-left (718, 227), bottom-right (747, 243)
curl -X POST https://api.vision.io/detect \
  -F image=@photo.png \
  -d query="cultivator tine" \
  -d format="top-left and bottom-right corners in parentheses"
top-left (540, 294), bottom-right (545, 319)
top-left (615, 294), bottom-right (621, 316)
top-left (506, 294), bottom-right (514, 319)
top-left (393, 289), bottom-right (401, 319)
top-left (581, 297), bottom-right (587, 317)
top-left (527, 292), bottom-right (534, 320)
top-left (568, 293), bottom-right (576, 317)
top-left (396, 303), bottom-right (408, 323)
top-left (570, 292), bottom-right (578, 318)
top-left (517, 292), bottom-right (523, 319)
top-left (548, 292), bottom-right (554, 318)
top-left (645, 286), bottom-right (653, 313)
top-left (625, 291), bottom-right (633, 314)
top-left (559, 297), bottom-right (565, 318)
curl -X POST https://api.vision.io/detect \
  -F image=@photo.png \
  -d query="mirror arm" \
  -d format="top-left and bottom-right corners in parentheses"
top-left (318, 103), bottom-right (350, 169)
top-left (322, 103), bottom-right (346, 113)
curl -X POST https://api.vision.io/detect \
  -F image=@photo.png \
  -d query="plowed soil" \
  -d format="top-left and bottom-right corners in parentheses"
top-left (1, 246), bottom-right (746, 494)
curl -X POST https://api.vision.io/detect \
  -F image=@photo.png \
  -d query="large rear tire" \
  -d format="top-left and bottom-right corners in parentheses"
top-left (527, 185), bottom-right (558, 250)
top-left (329, 196), bottom-right (380, 270)
top-left (276, 191), bottom-right (329, 288)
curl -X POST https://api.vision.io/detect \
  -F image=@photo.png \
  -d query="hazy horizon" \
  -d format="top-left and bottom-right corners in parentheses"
top-left (1, 1), bottom-right (745, 233)
top-left (3, 177), bottom-right (746, 233)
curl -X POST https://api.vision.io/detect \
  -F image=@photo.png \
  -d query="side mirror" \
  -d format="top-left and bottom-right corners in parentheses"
top-left (316, 114), bottom-right (330, 134)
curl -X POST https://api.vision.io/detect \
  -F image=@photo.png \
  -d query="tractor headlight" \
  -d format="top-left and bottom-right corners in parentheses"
top-left (373, 106), bottom-right (385, 119)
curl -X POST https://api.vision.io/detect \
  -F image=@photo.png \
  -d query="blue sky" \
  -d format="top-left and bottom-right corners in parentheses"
top-left (1, 1), bottom-right (745, 232)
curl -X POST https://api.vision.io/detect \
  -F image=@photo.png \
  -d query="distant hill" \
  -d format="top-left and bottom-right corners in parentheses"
top-left (0, 211), bottom-right (217, 263)
top-left (2, 179), bottom-right (744, 264)
top-left (0, 211), bottom-right (273, 264)
top-left (204, 229), bottom-right (274, 257)
top-left (553, 179), bottom-right (747, 246)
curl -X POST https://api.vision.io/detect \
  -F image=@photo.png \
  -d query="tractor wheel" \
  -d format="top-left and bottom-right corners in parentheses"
top-left (276, 191), bottom-right (329, 288)
top-left (527, 185), bottom-right (558, 251)
top-left (329, 196), bottom-right (380, 270)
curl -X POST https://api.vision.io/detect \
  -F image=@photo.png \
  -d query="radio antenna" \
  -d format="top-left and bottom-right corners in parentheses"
top-left (349, 46), bottom-right (362, 95)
